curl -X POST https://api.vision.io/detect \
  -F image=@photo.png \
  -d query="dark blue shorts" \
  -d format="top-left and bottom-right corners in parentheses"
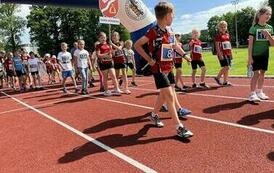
top-left (62, 70), bottom-right (73, 79)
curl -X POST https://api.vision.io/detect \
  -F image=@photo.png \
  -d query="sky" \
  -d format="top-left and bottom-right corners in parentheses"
top-left (19, 0), bottom-right (267, 44)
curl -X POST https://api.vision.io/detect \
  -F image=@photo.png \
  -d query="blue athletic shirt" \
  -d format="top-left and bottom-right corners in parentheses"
top-left (13, 56), bottom-right (24, 71)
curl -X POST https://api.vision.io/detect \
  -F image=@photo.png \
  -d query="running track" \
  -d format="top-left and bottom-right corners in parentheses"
top-left (0, 77), bottom-right (273, 172)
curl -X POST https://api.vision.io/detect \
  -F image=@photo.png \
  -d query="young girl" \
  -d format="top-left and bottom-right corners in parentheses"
top-left (5, 52), bottom-right (15, 90)
top-left (91, 41), bottom-right (104, 92)
top-left (248, 6), bottom-right (273, 102)
top-left (51, 55), bottom-right (62, 84)
top-left (28, 51), bottom-right (42, 89)
top-left (189, 29), bottom-right (209, 88)
top-left (96, 32), bottom-right (121, 96)
top-left (44, 54), bottom-right (53, 84)
top-left (123, 40), bottom-right (137, 87)
top-left (74, 40), bottom-right (92, 95)
top-left (214, 21), bottom-right (233, 87)
top-left (174, 32), bottom-right (189, 91)
top-left (111, 32), bottom-right (131, 94)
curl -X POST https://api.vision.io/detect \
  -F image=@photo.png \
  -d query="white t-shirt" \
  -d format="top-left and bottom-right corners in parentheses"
top-left (74, 49), bottom-right (89, 68)
top-left (28, 57), bottom-right (39, 72)
top-left (57, 51), bottom-right (73, 71)
top-left (123, 48), bottom-right (135, 63)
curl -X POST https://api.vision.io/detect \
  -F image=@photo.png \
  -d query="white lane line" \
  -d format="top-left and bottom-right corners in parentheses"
top-left (130, 87), bottom-right (274, 103)
top-left (1, 91), bottom-right (157, 173)
top-left (63, 91), bottom-right (274, 135)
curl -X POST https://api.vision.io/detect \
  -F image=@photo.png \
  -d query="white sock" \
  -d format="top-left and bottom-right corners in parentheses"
top-left (176, 124), bottom-right (184, 129)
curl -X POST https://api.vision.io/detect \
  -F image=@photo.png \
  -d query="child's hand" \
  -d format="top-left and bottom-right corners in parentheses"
top-left (148, 58), bottom-right (156, 66)
top-left (247, 58), bottom-right (253, 68)
top-left (262, 30), bottom-right (271, 39)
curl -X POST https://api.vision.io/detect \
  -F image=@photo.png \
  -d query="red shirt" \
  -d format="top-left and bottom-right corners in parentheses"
top-left (96, 43), bottom-right (112, 64)
top-left (215, 33), bottom-right (232, 56)
top-left (112, 42), bottom-right (126, 64)
top-left (145, 27), bottom-right (173, 73)
top-left (174, 42), bottom-right (183, 64)
top-left (5, 59), bottom-right (14, 71)
top-left (190, 39), bottom-right (202, 60)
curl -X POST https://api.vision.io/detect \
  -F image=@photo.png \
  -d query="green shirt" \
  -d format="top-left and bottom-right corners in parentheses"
top-left (249, 24), bottom-right (273, 57)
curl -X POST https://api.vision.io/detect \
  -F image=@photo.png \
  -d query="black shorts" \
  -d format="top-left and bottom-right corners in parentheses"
top-left (31, 71), bottom-right (39, 76)
top-left (127, 63), bottom-right (134, 70)
top-left (191, 60), bottom-right (205, 70)
top-left (252, 55), bottom-right (269, 71)
top-left (114, 63), bottom-right (126, 69)
top-left (6, 70), bottom-right (14, 77)
top-left (16, 70), bottom-right (25, 77)
top-left (174, 63), bottom-right (182, 69)
top-left (153, 72), bottom-right (175, 89)
top-left (99, 62), bottom-right (114, 71)
top-left (219, 55), bottom-right (232, 67)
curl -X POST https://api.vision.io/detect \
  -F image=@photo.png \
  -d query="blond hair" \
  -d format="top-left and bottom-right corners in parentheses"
top-left (253, 6), bottom-right (272, 25)
top-left (154, 1), bottom-right (174, 20)
top-left (124, 40), bottom-right (133, 48)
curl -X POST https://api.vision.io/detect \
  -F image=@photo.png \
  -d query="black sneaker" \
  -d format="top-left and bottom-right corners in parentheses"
top-left (100, 87), bottom-right (105, 92)
top-left (177, 126), bottom-right (193, 138)
top-left (119, 79), bottom-right (123, 86)
top-left (182, 85), bottom-right (191, 89)
top-left (149, 112), bottom-right (164, 127)
top-left (192, 83), bottom-right (197, 88)
top-left (214, 77), bottom-right (222, 85)
top-left (89, 81), bottom-right (95, 88)
top-left (75, 88), bottom-right (79, 93)
top-left (175, 85), bottom-right (181, 91)
top-left (200, 82), bottom-right (210, 88)
top-left (223, 82), bottom-right (232, 87)
top-left (159, 105), bottom-right (168, 112)
top-left (131, 82), bottom-right (138, 87)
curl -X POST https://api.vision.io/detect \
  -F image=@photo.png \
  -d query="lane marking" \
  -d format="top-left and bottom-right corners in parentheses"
top-left (1, 91), bottom-right (157, 173)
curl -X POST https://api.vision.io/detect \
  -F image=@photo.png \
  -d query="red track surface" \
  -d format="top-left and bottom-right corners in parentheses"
top-left (0, 77), bottom-right (274, 172)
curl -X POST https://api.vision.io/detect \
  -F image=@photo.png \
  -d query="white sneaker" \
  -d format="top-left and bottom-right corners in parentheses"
top-left (248, 92), bottom-right (260, 102)
top-left (256, 91), bottom-right (269, 100)
top-left (103, 90), bottom-right (112, 96)
top-left (113, 89), bottom-right (121, 96)
top-left (124, 89), bottom-right (131, 95)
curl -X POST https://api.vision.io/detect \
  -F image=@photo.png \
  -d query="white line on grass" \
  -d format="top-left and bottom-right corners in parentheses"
top-left (1, 91), bottom-right (157, 173)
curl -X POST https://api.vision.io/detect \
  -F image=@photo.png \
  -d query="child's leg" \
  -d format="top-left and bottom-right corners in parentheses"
top-left (37, 74), bottom-right (42, 87)
top-left (200, 66), bottom-right (206, 83)
top-left (132, 67), bottom-right (136, 83)
top-left (257, 70), bottom-right (265, 90)
top-left (216, 67), bottom-right (225, 79)
top-left (109, 68), bottom-right (119, 90)
top-left (153, 92), bottom-right (165, 114)
top-left (175, 68), bottom-right (180, 86)
top-left (223, 66), bottom-right (230, 83)
top-left (122, 68), bottom-right (129, 91)
top-left (115, 69), bottom-right (120, 80)
top-left (32, 74), bottom-right (37, 87)
top-left (192, 69), bottom-right (197, 84)
top-left (250, 71), bottom-right (260, 92)
top-left (102, 70), bottom-right (109, 91)
top-left (97, 67), bottom-right (104, 89)
top-left (160, 87), bottom-right (181, 125)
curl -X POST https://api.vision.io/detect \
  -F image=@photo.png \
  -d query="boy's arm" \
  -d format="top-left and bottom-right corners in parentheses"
top-left (215, 41), bottom-right (223, 60)
top-left (248, 35), bottom-right (254, 67)
top-left (174, 40), bottom-right (191, 62)
top-left (134, 36), bottom-right (155, 66)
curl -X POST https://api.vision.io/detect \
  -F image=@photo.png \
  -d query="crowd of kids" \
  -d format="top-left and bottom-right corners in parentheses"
top-left (0, 2), bottom-right (273, 139)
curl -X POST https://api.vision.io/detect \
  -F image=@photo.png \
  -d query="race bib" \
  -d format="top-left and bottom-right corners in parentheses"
top-left (256, 29), bottom-right (272, 41)
top-left (193, 45), bottom-right (202, 54)
top-left (114, 49), bottom-right (124, 57)
top-left (222, 41), bottom-right (231, 50)
top-left (102, 54), bottom-right (112, 62)
top-left (161, 44), bottom-right (174, 61)
top-left (9, 64), bottom-right (13, 70)
top-left (169, 32), bottom-right (175, 45)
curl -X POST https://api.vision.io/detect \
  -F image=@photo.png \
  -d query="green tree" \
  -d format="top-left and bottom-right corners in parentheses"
top-left (207, 15), bottom-right (223, 41)
top-left (269, 0), bottom-right (274, 26)
top-left (0, 4), bottom-right (26, 51)
top-left (27, 6), bottom-right (130, 56)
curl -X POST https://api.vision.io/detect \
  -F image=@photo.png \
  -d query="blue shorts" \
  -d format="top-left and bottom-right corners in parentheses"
top-left (62, 70), bottom-right (73, 79)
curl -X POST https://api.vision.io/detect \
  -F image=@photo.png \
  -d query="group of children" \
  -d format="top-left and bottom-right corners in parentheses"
top-left (0, 2), bottom-right (273, 139)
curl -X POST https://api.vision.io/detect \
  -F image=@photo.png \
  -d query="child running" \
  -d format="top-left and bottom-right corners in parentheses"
top-left (174, 32), bottom-right (189, 91)
top-left (57, 42), bottom-right (79, 93)
top-left (28, 51), bottom-right (42, 89)
top-left (134, 1), bottom-right (193, 138)
top-left (247, 6), bottom-right (273, 102)
top-left (123, 40), bottom-right (138, 87)
top-left (111, 32), bottom-right (131, 94)
top-left (214, 21), bottom-right (233, 86)
top-left (96, 32), bottom-right (121, 96)
top-left (74, 40), bottom-right (92, 95)
top-left (189, 29), bottom-right (209, 88)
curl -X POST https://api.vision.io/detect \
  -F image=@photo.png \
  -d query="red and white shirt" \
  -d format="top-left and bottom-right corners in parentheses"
top-left (215, 33), bottom-right (232, 56)
top-left (189, 39), bottom-right (203, 60)
top-left (96, 43), bottom-right (112, 64)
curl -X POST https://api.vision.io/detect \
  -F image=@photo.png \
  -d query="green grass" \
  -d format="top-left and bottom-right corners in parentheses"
top-left (180, 47), bottom-right (274, 76)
